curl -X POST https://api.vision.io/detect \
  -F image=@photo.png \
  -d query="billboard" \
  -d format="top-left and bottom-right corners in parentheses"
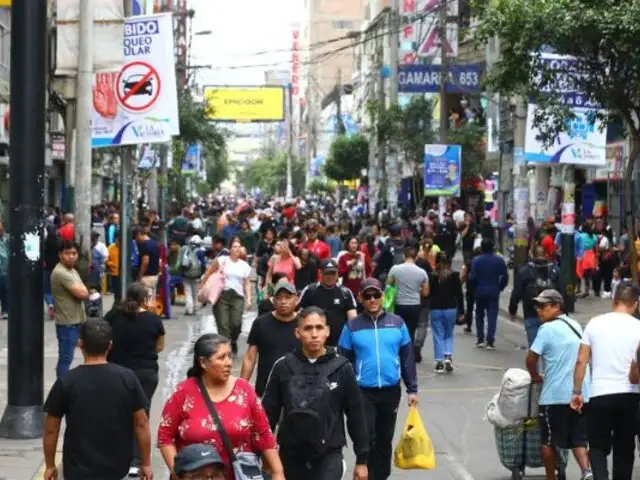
top-left (204, 86), bottom-right (285, 122)
top-left (0, 1), bottom-right (10, 6)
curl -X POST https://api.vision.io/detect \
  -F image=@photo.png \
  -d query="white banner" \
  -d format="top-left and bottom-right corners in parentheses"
top-left (524, 104), bottom-right (607, 166)
top-left (55, 0), bottom-right (125, 76)
top-left (91, 13), bottom-right (179, 148)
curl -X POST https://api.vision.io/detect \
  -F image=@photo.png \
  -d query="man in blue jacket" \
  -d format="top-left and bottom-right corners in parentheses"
top-left (469, 238), bottom-right (508, 350)
top-left (339, 278), bottom-right (418, 480)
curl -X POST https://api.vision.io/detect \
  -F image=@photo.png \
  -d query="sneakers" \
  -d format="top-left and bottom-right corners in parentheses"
top-left (128, 466), bottom-right (140, 477)
top-left (463, 326), bottom-right (472, 334)
top-left (444, 356), bottom-right (454, 373)
top-left (434, 362), bottom-right (445, 373)
top-left (475, 340), bottom-right (486, 348)
top-left (581, 470), bottom-right (593, 480)
top-left (486, 342), bottom-right (496, 351)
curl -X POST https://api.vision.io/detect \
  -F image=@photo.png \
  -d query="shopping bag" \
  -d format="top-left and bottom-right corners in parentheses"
top-left (383, 285), bottom-right (398, 313)
top-left (393, 406), bottom-right (436, 470)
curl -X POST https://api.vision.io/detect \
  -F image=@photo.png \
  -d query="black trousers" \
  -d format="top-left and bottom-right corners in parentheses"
top-left (465, 283), bottom-right (475, 329)
top-left (281, 450), bottom-right (344, 480)
top-left (394, 304), bottom-right (421, 342)
top-left (361, 386), bottom-right (402, 480)
top-left (586, 393), bottom-right (639, 480)
top-left (132, 369), bottom-right (159, 466)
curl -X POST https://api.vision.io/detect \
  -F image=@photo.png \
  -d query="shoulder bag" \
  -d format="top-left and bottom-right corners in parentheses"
top-left (196, 377), bottom-right (264, 480)
top-left (197, 258), bottom-right (227, 305)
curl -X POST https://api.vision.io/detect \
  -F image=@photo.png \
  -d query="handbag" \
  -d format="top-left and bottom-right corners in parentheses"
top-left (196, 377), bottom-right (264, 480)
top-left (197, 259), bottom-right (227, 304)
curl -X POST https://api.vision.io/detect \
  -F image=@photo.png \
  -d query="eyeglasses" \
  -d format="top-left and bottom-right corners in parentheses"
top-left (362, 292), bottom-right (382, 301)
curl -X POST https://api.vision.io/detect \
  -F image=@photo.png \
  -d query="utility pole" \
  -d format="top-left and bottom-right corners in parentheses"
top-left (286, 83), bottom-right (294, 198)
top-left (387, 0), bottom-right (399, 215)
top-left (305, 89), bottom-right (316, 190)
top-left (513, 96), bottom-right (529, 270)
top-left (438, 0), bottom-right (449, 218)
top-left (119, 0), bottom-right (134, 300)
top-left (560, 165), bottom-right (576, 312)
top-left (64, 104), bottom-right (76, 212)
top-left (74, 0), bottom-right (94, 279)
top-left (0, 0), bottom-right (47, 439)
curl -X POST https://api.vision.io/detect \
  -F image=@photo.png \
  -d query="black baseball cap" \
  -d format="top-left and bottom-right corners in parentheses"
top-left (174, 444), bottom-right (225, 475)
top-left (359, 278), bottom-right (384, 294)
top-left (320, 258), bottom-right (339, 272)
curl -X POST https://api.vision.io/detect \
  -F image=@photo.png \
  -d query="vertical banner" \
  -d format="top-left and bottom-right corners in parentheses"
top-left (181, 144), bottom-right (201, 175)
top-left (423, 144), bottom-right (462, 196)
top-left (91, 13), bottom-right (180, 147)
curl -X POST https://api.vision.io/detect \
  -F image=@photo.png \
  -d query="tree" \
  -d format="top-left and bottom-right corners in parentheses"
top-left (447, 121), bottom-right (487, 178)
top-left (238, 152), bottom-right (306, 196)
top-left (169, 92), bottom-right (229, 202)
top-left (474, 0), bottom-right (640, 282)
top-left (367, 96), bottom-right (437, 203)
top-left (324, 134), bottom-right (369, 182)
top-left (308, 178), bottom-right (337, 196)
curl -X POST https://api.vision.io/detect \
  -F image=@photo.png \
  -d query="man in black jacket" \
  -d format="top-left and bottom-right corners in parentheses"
top-left (262, 306), bottom-right (369, 480)
top-left (508, 245), bottom-right (561, 346)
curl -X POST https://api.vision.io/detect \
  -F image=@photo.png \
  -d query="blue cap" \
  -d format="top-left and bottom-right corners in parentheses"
top-left (174, 444), bottom-right (225, 475)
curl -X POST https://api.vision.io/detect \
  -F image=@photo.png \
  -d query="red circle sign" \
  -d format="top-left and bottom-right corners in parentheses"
top-left (116, 61), bottom-right (162, 113)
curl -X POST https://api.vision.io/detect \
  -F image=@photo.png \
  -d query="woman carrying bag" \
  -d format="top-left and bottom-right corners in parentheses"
top-left (199, 239), bottom-right (252, 356)
top-left (158, 333), bottom-right (284, 480)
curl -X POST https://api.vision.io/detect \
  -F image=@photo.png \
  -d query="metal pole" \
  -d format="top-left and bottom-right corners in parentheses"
top-left (438, 0), bottom-right (449, 212)
top-left (513, 97), bottom-right (529, 269)
top-left (560, 165), bottom-right (576, 313)
top-left (286, 83), bottom-right (294, 198)
top-left (64, 103), bottom-right (76, 212)
top-left (0, 0), bottom-right (47, 439)
top-left (387, 1), bottom-right (399, 215)
top-left (74, 0), bottom-right (94, 281)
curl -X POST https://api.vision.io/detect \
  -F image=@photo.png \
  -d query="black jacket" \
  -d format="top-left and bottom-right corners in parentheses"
top-left (508, 259), bottom-right (561, 318)
top-left (261, 348), bottom-right (369, 464)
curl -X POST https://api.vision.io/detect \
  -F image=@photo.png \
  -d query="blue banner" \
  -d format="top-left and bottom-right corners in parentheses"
top-left (182, 144), bottom-right (201, 174)
top-left (132, 0), bottom-right (143, 15)
top-left (398, 64), bottom-right (482, 94)
top-left (533, 53), bottom-right (599, 108)
top-left (423, 144), bottom-right (462, 197)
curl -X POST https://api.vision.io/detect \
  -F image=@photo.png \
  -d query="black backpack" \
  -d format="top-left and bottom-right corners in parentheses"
top-left (525, 262), bottom-right (557, 301)
top-left (280, 354), bottom-right (347, 460)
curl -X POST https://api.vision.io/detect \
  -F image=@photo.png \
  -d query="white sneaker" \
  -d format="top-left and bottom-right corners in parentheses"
top-left (128, 466), bottom-right (140, 477)
top-left (601, 291), bottom-right (612, 299)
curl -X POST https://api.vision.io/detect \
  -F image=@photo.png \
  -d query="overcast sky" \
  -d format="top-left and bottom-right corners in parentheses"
top-left (189, 0), bottom-right (300, 87)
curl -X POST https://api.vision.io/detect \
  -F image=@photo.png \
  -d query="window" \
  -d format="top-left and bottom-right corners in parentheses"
top-left (332, 20), bottom-right (354, 30)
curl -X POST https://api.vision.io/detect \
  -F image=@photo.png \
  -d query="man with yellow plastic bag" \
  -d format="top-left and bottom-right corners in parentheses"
top-left (339, 278), bottom-right (419, 480)
top-left (394, 406), bottom-right (436, 470)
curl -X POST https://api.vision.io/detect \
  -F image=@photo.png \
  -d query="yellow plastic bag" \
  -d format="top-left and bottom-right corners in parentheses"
top-left (393, 406), bottom-right (436, 470)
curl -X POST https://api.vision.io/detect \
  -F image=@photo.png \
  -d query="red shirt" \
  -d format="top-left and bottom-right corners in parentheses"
top-left (158, 377), bottom-right (276, 479)
top-left (58, 224), bottom-right (75, 242)
top-left (540, 234), bottom-right (556, 258)
top-left (338, 251), bottom-right (370, 297)
top-left (305, 239), bottom-right (331, 261)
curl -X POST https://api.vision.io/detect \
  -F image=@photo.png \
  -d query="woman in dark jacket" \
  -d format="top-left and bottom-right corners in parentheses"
top-left (105, 282), bottom-right (165, 477)
top-left (429, 253), bottom-right (464, 374)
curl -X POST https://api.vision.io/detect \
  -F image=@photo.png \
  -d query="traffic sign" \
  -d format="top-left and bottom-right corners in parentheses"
top-left (116, 61), bottom-right (161, 113)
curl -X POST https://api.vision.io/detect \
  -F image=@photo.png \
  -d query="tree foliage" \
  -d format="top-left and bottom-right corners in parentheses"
top-left (238, 152), bottom-right (306, 196)
top-left (324, 134), bottom-right (369, 181)
top-left (308, 178), bottom-right (337, 196)
top-left (448, 122), bottom-right (487, 177)
top-left (473, 0), bottom-right (640, 282)
top-left (169, 92), bottom-right (229, 202)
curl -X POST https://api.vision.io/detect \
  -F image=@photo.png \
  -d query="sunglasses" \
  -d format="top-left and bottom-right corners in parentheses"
top-left (362, 291), bottom-right (382, 301)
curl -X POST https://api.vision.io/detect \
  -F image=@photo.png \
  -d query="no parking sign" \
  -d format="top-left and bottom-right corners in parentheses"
top-left (91, 13), bottom-right (179, 148)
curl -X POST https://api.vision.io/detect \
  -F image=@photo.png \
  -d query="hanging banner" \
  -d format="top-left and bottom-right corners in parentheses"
top-left (91, 13), bottom-right (179, 148)
top-left (423, 144), bottom-right (462, 196)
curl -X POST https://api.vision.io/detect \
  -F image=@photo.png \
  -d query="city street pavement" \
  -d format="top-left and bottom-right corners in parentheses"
top-left (0, 290), bottom-right (636, 480)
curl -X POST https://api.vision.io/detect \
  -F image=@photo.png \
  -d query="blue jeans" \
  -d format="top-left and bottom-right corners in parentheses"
top-left (475, 293), bottom-right (499, 343)
top-left (0, 273), bottom-right (8, 314)
top-left (524, 317), bottom-right (541, 347)
top-left (431, 308), bottom-right (457, 361)
top-left (43, 270), bottom-right (54, 307)
top-left (56, 324), bottom-right (80, 378)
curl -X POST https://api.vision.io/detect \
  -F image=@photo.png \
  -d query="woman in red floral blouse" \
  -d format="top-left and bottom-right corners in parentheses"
top-left (158, 334), bottom-right (284, 480)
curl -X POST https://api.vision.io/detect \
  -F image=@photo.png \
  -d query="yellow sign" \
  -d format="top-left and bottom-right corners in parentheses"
top-left (0, 0), bottom-right (10, 6)
top-left (204, 86), bottom-right (285, 122)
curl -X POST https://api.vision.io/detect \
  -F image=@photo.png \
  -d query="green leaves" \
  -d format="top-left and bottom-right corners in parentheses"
top-left (237, 153), bottom-right (306, 196)
top-left (448, 122), bottom-right (487, 177)
top-left (324, 134), bottom-right (369, 182)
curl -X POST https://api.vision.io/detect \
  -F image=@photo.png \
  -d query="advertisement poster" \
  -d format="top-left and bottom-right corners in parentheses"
top-left (423, 144), bottom-right (462, 196)
top-left (203, 86), bottom-right (285, 122)
top-left (524, 105), bottom-right (607, 165)
top-left (91, 13), bottom-right (180, 148)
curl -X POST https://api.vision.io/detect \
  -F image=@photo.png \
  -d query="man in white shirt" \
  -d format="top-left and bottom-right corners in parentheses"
top-left (572, 281), bottom-right (640, 480)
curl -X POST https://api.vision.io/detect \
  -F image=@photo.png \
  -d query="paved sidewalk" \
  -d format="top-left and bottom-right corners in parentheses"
top-left (0, 295), bottom-right (115, 480)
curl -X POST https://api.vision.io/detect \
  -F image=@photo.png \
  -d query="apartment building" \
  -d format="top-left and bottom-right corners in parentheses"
top-left (300, 0), bottom-right (367, 109)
